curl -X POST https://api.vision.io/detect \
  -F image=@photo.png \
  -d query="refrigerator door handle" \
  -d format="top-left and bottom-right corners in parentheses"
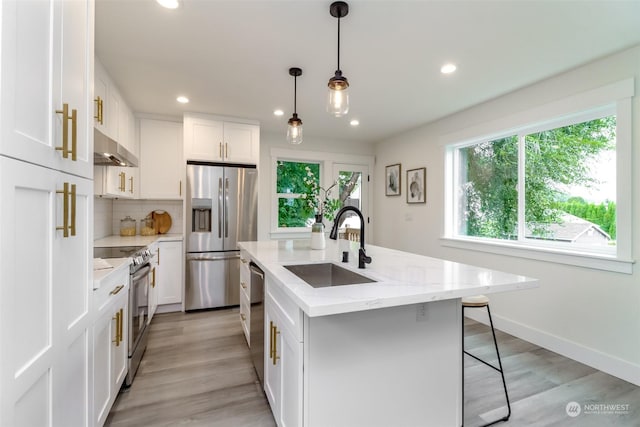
top-left (225, 177), bottom-right (229, 238)
top-left (218, 177), bottom-right (223, 238)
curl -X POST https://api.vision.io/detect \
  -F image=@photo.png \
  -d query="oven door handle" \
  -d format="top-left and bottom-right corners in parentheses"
top-left (131, 265), bottom-right (151, 282)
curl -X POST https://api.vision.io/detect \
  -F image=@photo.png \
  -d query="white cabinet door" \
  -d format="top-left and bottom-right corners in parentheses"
top-left (183, 113), bottom-right (259, 164)
top-left (184, 115), bottom-right (224, 162)
top-left (0, 0), bottom-right (93, 179)
top-left (264, 304), bottom-right (282, 423)
top-left (139, 119), bottom-right (184, 199)
top-left (0, 157), bottom-right (92, 427)
top-left (157, 240), bottom-right (183, 305)
top-left (92, 289), bottom-right (128, 427)
top-left (223, 122), bottom-right (259, 164)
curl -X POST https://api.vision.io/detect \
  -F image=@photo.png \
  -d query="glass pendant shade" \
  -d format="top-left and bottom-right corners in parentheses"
top-left (287, 114), bottom-right (303, 145)
top-left (327, 71), bottom-right (349, 116)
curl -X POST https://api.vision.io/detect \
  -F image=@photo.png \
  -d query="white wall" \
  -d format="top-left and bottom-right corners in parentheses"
top-left (257, 131), bottom-right (375, 242)
top-left (373, 45), bottom-right (640, 385)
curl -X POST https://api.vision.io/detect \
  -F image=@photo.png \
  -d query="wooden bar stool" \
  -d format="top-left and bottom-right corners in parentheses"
top-left (462, 295), bottom-right (511, 426)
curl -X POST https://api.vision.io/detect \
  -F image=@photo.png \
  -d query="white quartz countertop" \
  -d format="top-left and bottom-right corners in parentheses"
top-left (238, 240), bottom-right (539, 317)
top-left (94, 233), bottom-right (183, 247)
top-left (93, 257), bottom-right (131, 289)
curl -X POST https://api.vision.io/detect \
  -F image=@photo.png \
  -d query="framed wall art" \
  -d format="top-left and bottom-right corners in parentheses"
top-left (385, 164), bottom-right (401, 196)
top-left (406, 167), bottom-right (426, 204)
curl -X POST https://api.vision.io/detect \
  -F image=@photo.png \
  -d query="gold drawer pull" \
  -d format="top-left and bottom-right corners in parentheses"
top-left (240, 313), bottom-right (246, 321)
top-left (109, 284), bottom-right (125, 295)
top-left (241, 281), bottom-right (247, 289)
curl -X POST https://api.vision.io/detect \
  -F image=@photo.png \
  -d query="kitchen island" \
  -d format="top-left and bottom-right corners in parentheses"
top-left (238, 239), bottom-right (538, 427)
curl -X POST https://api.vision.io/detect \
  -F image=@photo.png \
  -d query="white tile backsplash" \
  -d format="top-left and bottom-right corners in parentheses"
top-left (94, 198), bottom-right (113, 240)
top-left (112, 199), bottom-right (183, 235)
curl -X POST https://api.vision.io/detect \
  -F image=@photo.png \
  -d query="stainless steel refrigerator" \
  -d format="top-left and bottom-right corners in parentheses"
top-left (185, 161), bottom-right (258, 310)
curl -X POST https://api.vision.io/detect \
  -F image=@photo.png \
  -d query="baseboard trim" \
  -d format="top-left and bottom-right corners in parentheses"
top-left (464, 310), bottom-right (640, 387)
top-left (155, 303), bottom-right (182, 314)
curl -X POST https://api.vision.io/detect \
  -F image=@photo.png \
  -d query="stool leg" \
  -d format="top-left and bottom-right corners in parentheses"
top-left (485, 305), bottom-right (511, 425)
top-left (462, 305), bottom-right (511, 427)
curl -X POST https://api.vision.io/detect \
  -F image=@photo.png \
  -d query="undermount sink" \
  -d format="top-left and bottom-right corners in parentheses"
top-left (284, 263), bottom-right (376, 288)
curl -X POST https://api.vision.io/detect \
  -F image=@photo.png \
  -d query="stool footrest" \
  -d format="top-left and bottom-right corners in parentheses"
top-left (463, 350), bottom-right (502, 373)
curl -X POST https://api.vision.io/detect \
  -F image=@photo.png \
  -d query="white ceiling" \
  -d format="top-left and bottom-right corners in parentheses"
top-left (95, 0), bottom-right (640, 144)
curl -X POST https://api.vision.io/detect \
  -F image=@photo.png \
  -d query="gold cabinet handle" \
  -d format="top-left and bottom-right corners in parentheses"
top-left (71, 108), bottom-right (77, 161)
top-left (240, 313), bottom-right (246, 322)
top-left (119, 308), bottom-right (124, 344)
top-left (158, 248), bottom-right (160, 265)
top-left (179, 180), bottom-right (182, 196)
top-left (69, 183), bottom-right (77, 236)
top-left (240, 258), bottom-right (248, 264)
top-left (225, 142), bottom-right (228, 159)
top-left (118, 172), bottom-right (125, 192)
top-left (109, 284), bottom-right (125, 295)
top-left (113, 310), bottom-right (121, 346)
top-left (269, 321), bottom-right (274, 362)
top-left (94, 96), bottom-right (104, 124)
top-left (272, 324), bottom-right (280, 365)
top-left (241, 281), bottom-right (247, 289)
top-left (56, 182), bottom-right (70, 237)
top-left (55, 103), bottom-right (70, 159)
top-left (129, 176), bottom-right (134, 194)
top-left (151, 268), bottom-right (156, 288)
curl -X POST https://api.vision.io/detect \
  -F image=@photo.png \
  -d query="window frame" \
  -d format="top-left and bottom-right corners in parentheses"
top-left (443, 79), bottom-right (634, 274)
top-left (270, 148), bottom-right (374, 240)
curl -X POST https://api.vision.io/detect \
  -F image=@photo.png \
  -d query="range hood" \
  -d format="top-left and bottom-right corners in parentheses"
top-left (93, 128), bottom-right (138, 167)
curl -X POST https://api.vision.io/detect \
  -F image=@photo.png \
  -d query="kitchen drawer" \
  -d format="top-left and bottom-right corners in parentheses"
top-left (239, 290), bottom-right (250, 345)
top-left (266, 276), bottom-right (303, 342)
top-left (94, 269), bottom-right (129, 313)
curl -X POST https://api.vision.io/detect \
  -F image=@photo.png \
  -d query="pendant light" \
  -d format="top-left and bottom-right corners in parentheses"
top-left (327, 1), bottom-right (349, 117)
top-left (287, 67), bottom-right (303, 145)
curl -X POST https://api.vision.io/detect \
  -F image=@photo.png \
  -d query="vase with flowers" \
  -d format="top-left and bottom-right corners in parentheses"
top-left (301, 167), bottom-right (343, 249)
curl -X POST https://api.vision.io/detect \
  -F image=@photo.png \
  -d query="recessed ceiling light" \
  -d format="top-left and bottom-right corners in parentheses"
top-left (441, 63), bottom-right (457, 74)
top-left (176, 96), bottom-right (189, 104)
top-left (350, 119), bottom-right (359, 126)
top-left (273, 109), bottom-right (284, 116)
top-left (157, 0), bottom-right (180, 9)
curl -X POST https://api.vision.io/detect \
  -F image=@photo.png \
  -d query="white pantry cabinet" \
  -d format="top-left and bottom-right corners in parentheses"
top-left (0, 157), bottom-right (93, 427)
top-left (92, 270), bottom-right (128, 427)
top-left (139, 119), bottom-right (184, 199)
top-left (184, 113), bottom-right (259, 165)
top-left (0, 1), bottom-right (94, 425)
top-left (157, 240), bottom-right (183, 306)
top-left (0, 0), bottom-right (94, 179)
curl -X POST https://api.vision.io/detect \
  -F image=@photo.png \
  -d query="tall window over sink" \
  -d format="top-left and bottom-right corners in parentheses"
top-left (443, 79), bottom-right (633, 273)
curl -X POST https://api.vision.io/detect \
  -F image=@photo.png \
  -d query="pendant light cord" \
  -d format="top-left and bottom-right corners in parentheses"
top-left (293, 75), bottom-right (297, 114)
top-left (337, 16), bottom-right (341, 71)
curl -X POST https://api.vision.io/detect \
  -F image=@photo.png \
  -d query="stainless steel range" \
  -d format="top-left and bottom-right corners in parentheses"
top-left (94, 245), bottom-right (154, 387)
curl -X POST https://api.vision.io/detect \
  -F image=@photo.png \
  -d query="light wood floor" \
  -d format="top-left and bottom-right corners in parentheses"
top-left (105, 308), bottom-right (639, 427)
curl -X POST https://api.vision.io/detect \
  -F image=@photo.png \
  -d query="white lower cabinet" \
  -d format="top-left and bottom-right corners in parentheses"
top-left (92, 270), bottom-right (129, 427)
top-left (264, 279), bottom-right (303, 427)
top-left (157, 240), bottom-right (183, 306)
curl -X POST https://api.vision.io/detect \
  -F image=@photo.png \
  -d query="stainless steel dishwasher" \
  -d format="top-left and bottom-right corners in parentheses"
top-left (249, 262), bottom-right (265, 385)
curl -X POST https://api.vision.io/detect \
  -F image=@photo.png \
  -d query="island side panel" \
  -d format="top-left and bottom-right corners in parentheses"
top-left (304, 299), bottom-right (462, 427)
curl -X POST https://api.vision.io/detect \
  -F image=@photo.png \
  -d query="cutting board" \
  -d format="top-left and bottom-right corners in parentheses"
top-left (152, 210), bottom-right (172, 234)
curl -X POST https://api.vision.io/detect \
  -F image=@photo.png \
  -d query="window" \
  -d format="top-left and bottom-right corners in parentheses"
top-left (276, 160), bottom-right (319, 228)
top-left (444, 79), bottom-right (633, 273)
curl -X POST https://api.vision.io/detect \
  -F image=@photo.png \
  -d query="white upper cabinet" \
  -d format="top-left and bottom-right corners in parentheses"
top-left (0, 0), bottom-right (94, 179)
top-left (139, 118), bottom-right (184, 199)
top-left (94, 58), bottom-right (138, 158)
top-left (184, 113), bottom-right (259, 165)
